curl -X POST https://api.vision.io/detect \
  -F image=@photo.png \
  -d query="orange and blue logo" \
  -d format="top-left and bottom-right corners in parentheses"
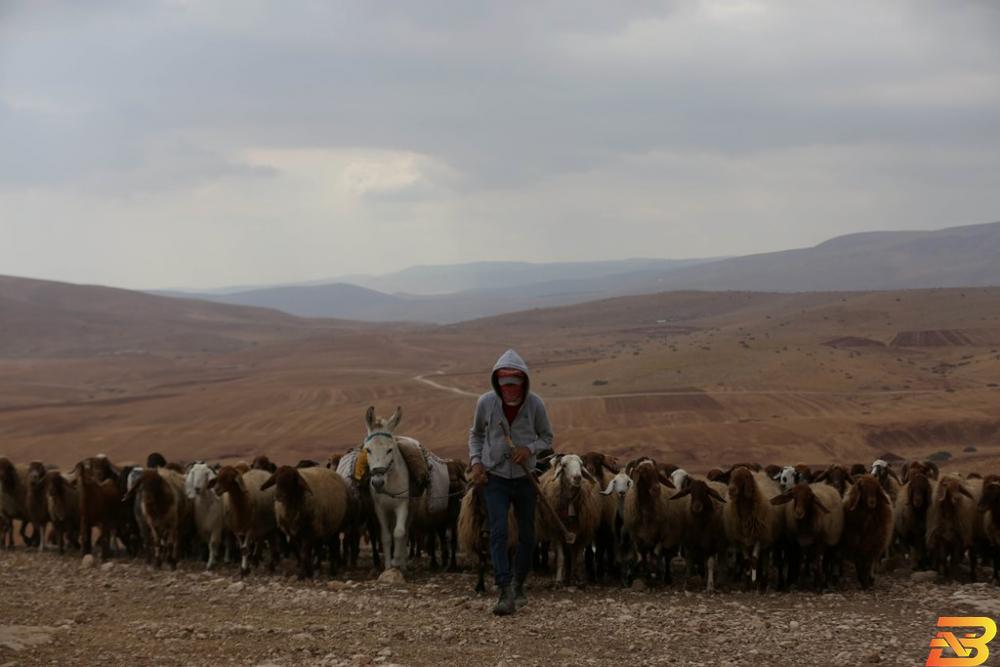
top-left (926, 616), bottom-right (997, 667)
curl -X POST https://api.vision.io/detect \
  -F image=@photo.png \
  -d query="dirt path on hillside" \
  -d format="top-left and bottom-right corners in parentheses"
top-left (1, 550), bottom-right (995, 667)
top-left (411, 370), bottom-right (990, 401)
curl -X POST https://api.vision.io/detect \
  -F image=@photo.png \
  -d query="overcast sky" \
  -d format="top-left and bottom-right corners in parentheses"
top-left (2, 1), bottom-right (999, 289)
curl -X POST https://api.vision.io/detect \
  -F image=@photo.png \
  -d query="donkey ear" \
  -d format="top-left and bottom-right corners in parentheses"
top-left (386, 406), bottom-right (403, 432)
top-left (365, 406), bottom-right (376, 430)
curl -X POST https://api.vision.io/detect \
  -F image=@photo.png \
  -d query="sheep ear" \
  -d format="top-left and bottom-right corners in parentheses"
top-left (581, 467), bottom-right (597, 483)
top-left (386, 406), bottom-right (402, 432)
top-left (846, 490), bottom-right (861, 511)
top-left (122, 479), bottom-right (142, 504)
top-left (365, 406), bottom-right (376, 430)
top-left (260, 474), bottom-right (276, 491)
top-left (814, 497), bottom-right (829, 513)
top-left (600, 479), bottom-right (616, 496)
top-left (207, 477), bottom-right (217, 489)
top-left (959, 485), bottom-right (974, 500)
top-left (298, 474), bottom-right (312, 495)
top-left (888, 468), bottom-right (901, 484)
top-left (670, 488), bottom-right (691, 501)
top-left (771, 492), bottom-right (793, 506)
top-left (658, 473), bottom-right (675, 489)
top-left (707, 488), bottom-right (727, 504)
top-left (603, 457), bottom-right (621, 474)
top-left (813, 470), bottom-right (828, 483)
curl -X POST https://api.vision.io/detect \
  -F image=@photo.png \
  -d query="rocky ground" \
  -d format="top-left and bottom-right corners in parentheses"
top-left (1, 550), bottom-right (997, 667)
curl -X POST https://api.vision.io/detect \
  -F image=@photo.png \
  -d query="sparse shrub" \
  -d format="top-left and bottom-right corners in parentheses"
top-left (592, 379), bottom-right (608, 386)
top-left (928, 450), bottom-right (952, 462)
top-left (963, 445), bottom-right (977, 453)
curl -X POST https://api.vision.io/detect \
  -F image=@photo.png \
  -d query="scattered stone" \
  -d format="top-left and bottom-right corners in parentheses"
top-left (377, 568), bottom-right (405, 585)
top-left (100, 561), bottom-right (114, 573)
top-left (227, 582), bottom-right (247, 594)
top-left (79, 555), bottom-right (96, 570)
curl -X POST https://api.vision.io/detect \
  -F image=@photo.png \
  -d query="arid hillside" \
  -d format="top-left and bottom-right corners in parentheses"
top-left (0, 276), bottom-right (998, 473)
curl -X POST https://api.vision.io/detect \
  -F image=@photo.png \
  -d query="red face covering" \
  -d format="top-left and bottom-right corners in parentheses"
top-left (499, 383), bottom-right (524, 406)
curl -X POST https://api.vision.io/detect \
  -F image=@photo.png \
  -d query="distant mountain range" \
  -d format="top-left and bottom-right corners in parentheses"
top-left (152, 221), bottom-right (1000, 323)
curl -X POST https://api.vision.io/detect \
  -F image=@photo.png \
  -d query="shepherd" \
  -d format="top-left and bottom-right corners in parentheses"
top-left (469, 349), bottom-right (554, 616)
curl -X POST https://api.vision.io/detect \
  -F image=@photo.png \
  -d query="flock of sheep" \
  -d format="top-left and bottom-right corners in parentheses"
top-left (1, 409), bottom-right (998, 597)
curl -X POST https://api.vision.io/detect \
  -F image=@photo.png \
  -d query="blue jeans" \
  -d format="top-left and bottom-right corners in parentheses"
top-left (484, 473), bottom-right (536, 587)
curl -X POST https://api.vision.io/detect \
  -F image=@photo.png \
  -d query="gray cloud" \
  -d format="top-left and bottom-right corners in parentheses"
top-left (1, 0), bottom-right (999, 288)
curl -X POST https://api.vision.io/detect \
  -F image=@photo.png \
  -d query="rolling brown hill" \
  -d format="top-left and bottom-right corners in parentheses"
top-left (0, 274), bottom-right (361, 359)
top-left (1, 277), bottom-right (998, 476)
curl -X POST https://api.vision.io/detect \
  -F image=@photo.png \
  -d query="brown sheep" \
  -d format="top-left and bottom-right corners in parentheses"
top-left (813, 464), bottom-right (853, 497)
top-left (581, 451), bottom-right (620, 581)
top-left (210, 466), bottom-right (279, 577)
top-left (771, 482), bottom-right (843, 591)
top-left (622, 459), bottom-right (678, 585)
top-left (0, 456), bottom-right (32, 548)
top-left (926, 475), bottom-right (980, 581)
top-left (723, 467), bottom-right (784, 590)
top-left (251, 455), bottom-right (277, 473)
top-left (977, 478), bottom-right (1000, 582)
top-left (24, 461), bottom-right (49, 550)
top-left (892, 471), bottom-right (935, 570)
top-left (124, 468), bottom-right (193, 570)
top-left (536, 454), bottom-right (602, 585)
top-left (73, 460), bottom-right (126, 558)
top-left (262, 466), bottom-right (349, 579)
top-left (44, 470), bottom-right (80, 553)
top-left (841, 474), bottom-right (893, 589)
top-left (671, 477), bottom-right (728, 592)
top-left (457, 482), bottom-right (517, 594)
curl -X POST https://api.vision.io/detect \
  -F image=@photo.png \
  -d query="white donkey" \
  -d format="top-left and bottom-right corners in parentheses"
top-left (363, 405), bottom-right (426, 571)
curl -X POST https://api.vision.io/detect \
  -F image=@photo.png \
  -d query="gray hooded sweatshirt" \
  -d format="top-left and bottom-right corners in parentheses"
top-left (468, 349), bottom-right (554, 479)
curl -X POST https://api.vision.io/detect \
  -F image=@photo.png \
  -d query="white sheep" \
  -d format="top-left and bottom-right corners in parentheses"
top-left (185, 462), bottom-right (225, 570)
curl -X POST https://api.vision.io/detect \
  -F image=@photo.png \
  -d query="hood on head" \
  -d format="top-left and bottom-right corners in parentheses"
top-left (491, 349), bottom-right (531, 399)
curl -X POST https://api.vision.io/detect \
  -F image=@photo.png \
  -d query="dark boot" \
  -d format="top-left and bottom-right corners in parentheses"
top-left (492, 585), bottom-right (516, 616)
top-left (513, 577), bottom-right (527, 608)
